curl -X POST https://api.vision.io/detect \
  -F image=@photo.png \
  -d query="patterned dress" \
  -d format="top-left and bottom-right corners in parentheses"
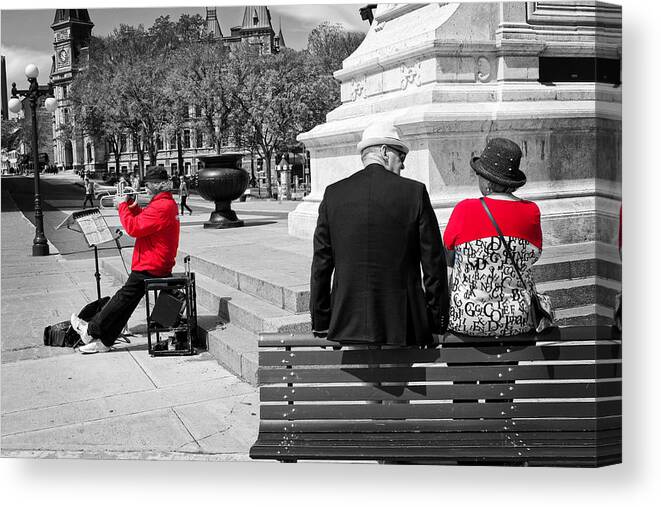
top-left (443, 197), bottom-right (542, 336)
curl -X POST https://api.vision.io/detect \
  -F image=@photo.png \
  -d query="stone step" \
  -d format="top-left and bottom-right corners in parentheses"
top-left (554, 304), bottom-right (615, 327)
top-left (534, 241), bottom-right (621, 284)
top-left (179, 241), bottom-right (620, 320)
top-left (100, 257), bottom-right (299, 386)
top-left (176, 249), bottom-right (310, 314)
top-left (196, 321), bottom-right (258, 386)
top-left (537, 276), bottom-right (621, 311)
top-left (193, 271), bottom-right (311, 336)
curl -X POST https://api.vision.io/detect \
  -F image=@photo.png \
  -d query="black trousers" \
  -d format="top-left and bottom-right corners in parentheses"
top-left (88, 270), bottom-right (168, 347)
top-left (180, 196), bottom-right (192, 214)
top-left (83, 193), bottom-right (94, 208)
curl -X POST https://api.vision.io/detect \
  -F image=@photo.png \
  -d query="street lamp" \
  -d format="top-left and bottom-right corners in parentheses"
top-left (8, 64), bottom-right (57, 257)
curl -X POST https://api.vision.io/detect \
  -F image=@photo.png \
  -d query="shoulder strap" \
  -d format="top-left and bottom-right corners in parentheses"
top-left (479, 197), bottom-right (530, 292)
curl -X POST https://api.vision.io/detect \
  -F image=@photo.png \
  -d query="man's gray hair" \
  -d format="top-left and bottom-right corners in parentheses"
top-left (360, 145), bottom-right (383, 164)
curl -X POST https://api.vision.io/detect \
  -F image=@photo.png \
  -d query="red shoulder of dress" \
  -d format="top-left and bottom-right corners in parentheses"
top-left (443, 197), bottom-right (542, 250)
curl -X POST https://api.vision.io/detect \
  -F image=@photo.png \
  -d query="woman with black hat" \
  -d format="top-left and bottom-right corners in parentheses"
top-left (443, 138), bottom-right (544, 336)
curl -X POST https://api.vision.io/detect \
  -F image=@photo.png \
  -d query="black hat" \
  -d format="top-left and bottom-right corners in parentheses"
top-left (143, 166), bottom-right (169, 182)
top-left (470, 138), bottom-right (526, 188)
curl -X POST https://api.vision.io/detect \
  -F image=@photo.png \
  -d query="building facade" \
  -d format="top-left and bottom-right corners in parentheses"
top-left (50, 6), bottom-right (285, 178)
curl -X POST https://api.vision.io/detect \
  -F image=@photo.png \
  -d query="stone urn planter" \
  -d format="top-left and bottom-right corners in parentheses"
top-left (196, 153), bottom-right (249, 229)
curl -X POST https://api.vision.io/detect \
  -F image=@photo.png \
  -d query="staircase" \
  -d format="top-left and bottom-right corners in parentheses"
top-left (101, 239), bottom-right (620, 387)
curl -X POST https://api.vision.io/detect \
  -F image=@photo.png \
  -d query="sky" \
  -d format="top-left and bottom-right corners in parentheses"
top-left (0, 1), bottom-right (368, 115)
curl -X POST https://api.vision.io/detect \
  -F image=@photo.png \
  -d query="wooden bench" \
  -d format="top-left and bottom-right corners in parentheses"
top-left (249, 325), bottom-right (621, 466)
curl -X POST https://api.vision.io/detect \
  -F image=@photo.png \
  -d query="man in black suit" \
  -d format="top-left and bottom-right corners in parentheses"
top-left (310, 121), bottom-right (449, 346)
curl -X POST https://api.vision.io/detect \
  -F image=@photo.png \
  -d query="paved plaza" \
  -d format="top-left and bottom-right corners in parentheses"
top-left (0, 174), bottom-right (283, 460)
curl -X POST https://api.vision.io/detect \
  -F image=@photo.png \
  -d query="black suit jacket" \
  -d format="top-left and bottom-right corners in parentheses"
top-left (310, 163), bottom-right (449, 346)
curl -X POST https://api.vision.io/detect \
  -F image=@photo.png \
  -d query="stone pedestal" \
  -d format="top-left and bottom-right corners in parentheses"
top-left (290, 2), bottom-right (622, 249)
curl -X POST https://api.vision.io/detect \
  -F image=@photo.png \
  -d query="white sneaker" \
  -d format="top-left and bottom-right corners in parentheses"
top-left (70, 313), bottom-right (93, 344)
top-left (78, 339), bottom-right (111, 354)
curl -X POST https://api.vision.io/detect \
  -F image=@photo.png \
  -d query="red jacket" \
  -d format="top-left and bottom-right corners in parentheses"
top-left (118, 192), bottom-right (180, 276)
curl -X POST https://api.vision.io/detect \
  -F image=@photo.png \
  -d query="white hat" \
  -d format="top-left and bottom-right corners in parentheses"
top-left (357, 121), bottom-right (409, 154)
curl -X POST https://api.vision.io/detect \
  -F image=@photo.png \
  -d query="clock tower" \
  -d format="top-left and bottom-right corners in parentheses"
top-left (50, 9), bottom-right (99, 172)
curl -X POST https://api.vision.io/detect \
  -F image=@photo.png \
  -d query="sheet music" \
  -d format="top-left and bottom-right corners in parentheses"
top-left (69, 208), bottom-right (114, 246)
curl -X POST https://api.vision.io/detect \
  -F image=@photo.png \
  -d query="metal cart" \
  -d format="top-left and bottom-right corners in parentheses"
top-left (144, 256), bottom-right (198, 356)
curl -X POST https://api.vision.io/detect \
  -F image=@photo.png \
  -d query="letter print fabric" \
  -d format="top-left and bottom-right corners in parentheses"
top-left (449, 236), bottom-right (540, 336)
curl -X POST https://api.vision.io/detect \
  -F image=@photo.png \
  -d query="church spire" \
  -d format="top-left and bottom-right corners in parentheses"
top-left (240, 5), bottom-right (273, 31)
top-left (276, 17), bottom-right (286, 50)
top-left (52, 9), bottom-right (93, 29)
top-left (204, 7), bottom-right (223, 40)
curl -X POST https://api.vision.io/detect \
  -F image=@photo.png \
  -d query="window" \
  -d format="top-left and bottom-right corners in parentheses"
top-left (539, 57), bottom-right (621, 85)
top-left (170, 134), bottom-right (177, 150)
top-left (171, 163), bottom-right (178, 174)
top-left (183, 130), bottom-right (191, 149)
top-left (194, 105), bottom-right (201, 117)
top-left (120, 135), bottom-right (127, 153)
top-left (182, 105), bottom-right (189, 119)
top-left (62, 85), bottom-right (68, 99)
top-left (63, 108), bottom-right (70, 124)
top-left (156, 134), bottom-right (163, 151)
top-left (196, 132), bottom-right (203, 148)
top-left (86, 143), bottom-right (92, 163)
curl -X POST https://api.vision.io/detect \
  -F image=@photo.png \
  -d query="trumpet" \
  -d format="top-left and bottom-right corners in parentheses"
top-left (99, 185), bottom-right (149, 210)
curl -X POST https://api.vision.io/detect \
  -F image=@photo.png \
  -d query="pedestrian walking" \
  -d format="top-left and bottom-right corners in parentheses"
top-left (82, 176), bottom-right (95, 208)
top-left (179, 177), bottom-right (192, 215)
top-left (131, 173), bottom-right (140, 192)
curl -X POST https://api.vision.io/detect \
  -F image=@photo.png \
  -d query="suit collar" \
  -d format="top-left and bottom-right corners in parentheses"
top-left (364, 163), bottom-right (388, 172)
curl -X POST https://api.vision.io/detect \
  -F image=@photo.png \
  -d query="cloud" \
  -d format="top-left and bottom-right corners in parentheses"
top-left (2, 45), bottom-right (54, 117)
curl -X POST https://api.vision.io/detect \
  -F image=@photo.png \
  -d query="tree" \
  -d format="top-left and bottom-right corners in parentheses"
top-left (166, 41), bottom-right (233, 156)
top-left (66, 34), bottom-right (142, 176)
top-left (1, 118), bottom-right (22, 151)
top-left (307, 22), bottom-right (366, 76)
top-left (67, 16), bottom-right (206, 177)
top-left (16, 103), bottom-right (54, 162)
top-left (228, 46), bottom-right (326, 198)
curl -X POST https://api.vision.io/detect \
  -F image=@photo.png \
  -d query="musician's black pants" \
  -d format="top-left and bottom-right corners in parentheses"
top-left (87, 270), bottom-right (167, 347)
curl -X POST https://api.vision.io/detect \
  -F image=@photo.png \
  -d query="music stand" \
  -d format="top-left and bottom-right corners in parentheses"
top-left (56, 208), bottom-right (119, 301)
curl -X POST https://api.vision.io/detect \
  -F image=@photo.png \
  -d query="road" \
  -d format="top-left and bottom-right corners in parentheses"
top-left (2, 174), bottom-right (137, 260)
top-left (1, 174), bottom-right (297, 261)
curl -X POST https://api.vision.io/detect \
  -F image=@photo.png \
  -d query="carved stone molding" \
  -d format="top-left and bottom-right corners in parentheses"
top-left (400, 61), bottom-right (422, 90)
top-left (350, 76), bottom-right (367, 101)
top-left (476, 56), bottom-right (492, 83)
top-left (526, 2), bottom-right (622, 27)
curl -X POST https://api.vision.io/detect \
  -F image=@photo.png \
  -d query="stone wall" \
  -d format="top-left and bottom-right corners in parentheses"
top-left (290, 2), bottom-right (622, 250)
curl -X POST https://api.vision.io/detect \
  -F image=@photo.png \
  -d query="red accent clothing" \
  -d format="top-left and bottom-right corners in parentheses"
top-left (118, 192), bottom-right (180, 276)
top-left (443, 197), bottom-right (543, 336)
top-left (444, 197), bottom-right (542, 251)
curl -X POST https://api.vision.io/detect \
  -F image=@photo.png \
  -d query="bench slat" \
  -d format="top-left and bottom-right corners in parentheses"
top-left (259, 343), bottom-right (621, 366)
top-left (252, 326), bottom-right (622, 466)
top-left (259, 381), bottom-right (621, 402)
top-left (259, 363), bottom-right (621, 384)
top-left (260, 399), bottom-right (621, 420)
top-left (249, 441), bottom-right (622, 460)
top-left (258, 416), bottom-right (622, 433)
top-left (259, 326), bottom-right (619, 347)
top-left (254, 430), bottom-right (621, 444)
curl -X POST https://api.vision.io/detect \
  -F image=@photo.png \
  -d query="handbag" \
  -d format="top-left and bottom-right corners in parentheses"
top-left (480, 197), bottom-right (555, 333)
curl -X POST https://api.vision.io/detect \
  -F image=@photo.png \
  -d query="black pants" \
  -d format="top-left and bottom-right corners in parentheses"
top-left (88, 270), bottom-right (168, 347)
top-left (180, 196), bottom-right (192, 214)
top-left (83, 193), bottom-right (94, 208)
